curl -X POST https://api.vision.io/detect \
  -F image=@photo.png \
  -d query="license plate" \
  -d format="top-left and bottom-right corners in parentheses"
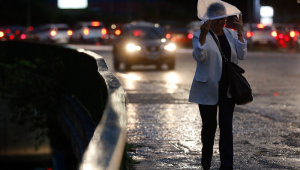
top-left (258, 40), bottom-right (268, 44)
top-left (147, 55), bottom-right (160, 60)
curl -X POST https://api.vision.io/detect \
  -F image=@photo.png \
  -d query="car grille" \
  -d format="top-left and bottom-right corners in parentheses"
top-left (146, 46), bottom-right (160, 52)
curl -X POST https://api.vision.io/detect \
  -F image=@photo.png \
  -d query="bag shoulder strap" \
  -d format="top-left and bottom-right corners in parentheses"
top-left (208, 29), bottom-right (228, 62)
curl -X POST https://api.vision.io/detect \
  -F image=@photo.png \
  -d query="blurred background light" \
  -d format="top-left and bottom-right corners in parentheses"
top-left (58, 0), bottom-right (88, 9)
top-left (260, 6), bottom-right (274, 18)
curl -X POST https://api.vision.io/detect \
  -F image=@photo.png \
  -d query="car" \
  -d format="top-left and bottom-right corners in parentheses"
top-left (186, 20), bottom-right (202, 36)
top-left (0, 25), bottom-right (27, 41)
top-left (34, 23), bottom-right (72, 43)
top-left (71, 21), bottom-right (107, 44)
top-left (0, 27), bottom-right (8, 41)
top-left (105, 23), bottom-right (126, 44)
top-left (242, 23), bottom-right (278, 49)
top-left (112, 22), bottom-right (176, 71)
top-left (277, 23), bottom-right (300, 50)
top-left (161, 20), bottom-right (193, 47)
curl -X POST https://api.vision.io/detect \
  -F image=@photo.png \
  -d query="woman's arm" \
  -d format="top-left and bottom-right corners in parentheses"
top-left (234, 14), bottom-right (247, 60)
top-left (192, 32), bottom-right (207, 61)
top-left (192, 20), bottom-right (211, 61)
top-left (234, 14), bottom-right (244, 43)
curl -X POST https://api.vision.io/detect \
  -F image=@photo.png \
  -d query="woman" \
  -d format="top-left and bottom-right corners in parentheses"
top-left (189, 2), bottom-right (247, 170)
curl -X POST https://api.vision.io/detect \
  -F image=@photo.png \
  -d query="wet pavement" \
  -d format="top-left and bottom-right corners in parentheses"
top-left (77, 45), bottom-right (300, 169)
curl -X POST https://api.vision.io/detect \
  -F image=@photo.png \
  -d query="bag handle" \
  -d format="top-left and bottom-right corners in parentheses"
top-left (208, 29), bottom-right (228, 62)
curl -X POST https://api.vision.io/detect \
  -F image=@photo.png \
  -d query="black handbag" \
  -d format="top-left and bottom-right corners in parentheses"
top-left (208, 29), bottom-right (253, 105)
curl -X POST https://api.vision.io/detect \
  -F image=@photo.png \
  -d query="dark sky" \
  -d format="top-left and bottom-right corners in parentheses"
top-left (0, 0), bottom-right (299, 26)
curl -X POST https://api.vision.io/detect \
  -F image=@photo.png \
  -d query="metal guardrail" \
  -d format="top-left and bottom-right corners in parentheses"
top-left (75, 49), bottom-right (127, 170)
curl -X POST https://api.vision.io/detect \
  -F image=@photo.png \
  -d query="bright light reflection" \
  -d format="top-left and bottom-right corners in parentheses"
top-left (164, 43), bottom-right (176, 51)
top-left (166, 73), bottom-right (179, 93)
top-left (119, 73), bottom-right (141, 81)
top-left (167, 73), bottom-right (179, 85)
top-left (161, 38), bottom-right (166, 43)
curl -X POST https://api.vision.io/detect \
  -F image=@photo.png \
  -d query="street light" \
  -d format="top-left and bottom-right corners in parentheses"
top-left (58, 0), bottom-right (88, 9)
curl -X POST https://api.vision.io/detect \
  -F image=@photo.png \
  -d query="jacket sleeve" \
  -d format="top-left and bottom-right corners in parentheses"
top-left (192, 31), bottom-right (207, 62)
top-left (231, 30), bottom-right (247, 60)
top-left (235, 38), bottom-right (247, 60)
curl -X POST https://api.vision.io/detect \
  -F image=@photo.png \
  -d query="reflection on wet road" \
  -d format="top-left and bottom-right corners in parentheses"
top-left (90, 46), bottom-right (300, 169)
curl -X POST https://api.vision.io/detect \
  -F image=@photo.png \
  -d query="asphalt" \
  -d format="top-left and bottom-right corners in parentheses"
top-left (124, 66), bottom-right (300, 170)
top-left (126, 96), bottom-right (300, 170)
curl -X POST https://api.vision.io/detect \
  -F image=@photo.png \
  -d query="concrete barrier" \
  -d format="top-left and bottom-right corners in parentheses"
top-left (0, 41), bottom-right (127, 170)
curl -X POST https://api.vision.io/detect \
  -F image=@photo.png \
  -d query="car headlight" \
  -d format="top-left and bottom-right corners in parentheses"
top-left (164, 43), bottom-right (176, 51)
top-left (126, 44), bottom-right (141, 51)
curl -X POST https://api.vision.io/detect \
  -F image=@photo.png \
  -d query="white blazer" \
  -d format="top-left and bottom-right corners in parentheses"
top-left (188, 27), bottom-right (247, 105)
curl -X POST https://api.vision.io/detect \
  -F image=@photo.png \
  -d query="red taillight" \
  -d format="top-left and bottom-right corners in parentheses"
top-left (20, 34), bottom-right (26, 39)
top-left (231, 28), bottom-right (235, 31)
top-left (50, 30), bottom-right (57, 36)
top-left (290, 31), bottom-right (296, 38)
top-left (279, 39), bottom-right (285, 44)
top-left (9, 35), bottom-right (14, 40)
top-left (271, 31), bottom-right (277, 37)
top-left (279, 34), bottom-right (284, 39)
top-left (29, 26), bottom-right (34, 31)
top-left (0, 31), bottom-right (4, 37)
top-left (67, 30), bottom-right (73, 36)
top-left (6, 29), bottom-right (10, 33)
top-left (15, 30), bottom-right (20, 35)
top-left (101, 28), bottom-right (107, 35)
top-left (166, 33), bottom-right (171, 39)
top-left (295, 31), bottom-right (299, 36)
top-left (246, 31), bottom-right (253, 38)
top-left (257, 23), bottom-right (265, 29)
top-left (115, 29), bottom-right (121, 35)
top-left (91, 21), bottom-right (100, 26)
top-left (284, 35), bottom-right (289, 41)
top-left (83, 28), bottom-right (89, 35)
top-left (187, 33), bottom-right (193, 39)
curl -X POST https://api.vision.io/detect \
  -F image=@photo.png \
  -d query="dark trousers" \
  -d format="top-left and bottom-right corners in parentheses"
top-left (198, 95), bottom-right (235, 170)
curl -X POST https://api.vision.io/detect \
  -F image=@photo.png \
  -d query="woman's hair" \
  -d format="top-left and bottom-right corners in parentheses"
top-left (207, 2), bottom-right (226, 18)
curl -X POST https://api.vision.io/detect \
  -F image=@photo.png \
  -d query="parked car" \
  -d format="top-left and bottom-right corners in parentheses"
top-left (113, 22), bottom-right (176, 70)
top-left (71, 21), bottom-right (107, 44)
top-left (34, 23), bottom-right (72, 43)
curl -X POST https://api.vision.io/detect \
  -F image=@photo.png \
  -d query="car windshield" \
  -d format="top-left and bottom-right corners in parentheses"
top-left (123, 27), bottom-right (165, 40)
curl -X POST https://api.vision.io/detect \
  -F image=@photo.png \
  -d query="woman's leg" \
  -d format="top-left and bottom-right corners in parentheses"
top-left (198, 104), bottom-right (218, 169)
top-left (218, 96), bottom-right (235, 170)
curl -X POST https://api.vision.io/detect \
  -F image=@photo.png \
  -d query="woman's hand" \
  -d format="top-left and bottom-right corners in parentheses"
top-left (234, 14), bottom-right (244, 43)
top-left (198, 20), bottom-right (211, 46)
top-left (234, 14), bottom-right (243, 34)
top-left (200, 20), bottom-right (211, 35)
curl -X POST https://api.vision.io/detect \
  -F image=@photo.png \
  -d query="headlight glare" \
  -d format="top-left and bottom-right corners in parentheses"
top-left (126, 44), bottom-right (141, 51)
top-left (135, 46), bottom-right (141, 51)
top-left (164, 43), bottom-right (176, 51)
top-left (126, 44), bottom-right (136, 51)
